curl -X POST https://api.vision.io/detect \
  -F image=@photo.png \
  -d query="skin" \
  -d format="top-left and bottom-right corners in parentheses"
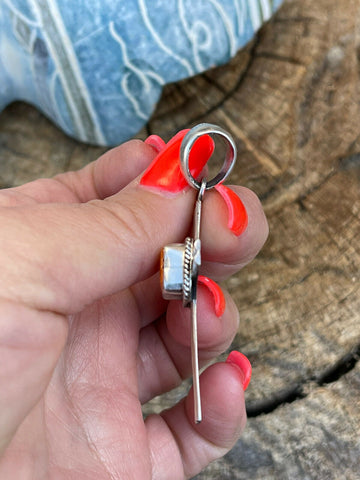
top-left (0, 140), bottom-right (268, 479)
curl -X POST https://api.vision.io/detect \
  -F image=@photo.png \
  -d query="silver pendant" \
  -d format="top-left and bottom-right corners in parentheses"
top-left (160, 123), bottom-right (237, 423)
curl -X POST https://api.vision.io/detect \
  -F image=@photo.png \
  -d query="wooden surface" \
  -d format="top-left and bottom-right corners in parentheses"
top-left (1, 0), bottom-right (359, 478)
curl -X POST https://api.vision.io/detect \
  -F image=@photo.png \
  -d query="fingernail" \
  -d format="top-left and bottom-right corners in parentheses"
top-left (145, 135), bottom-right (166, 153)
top-left (198, 275), bottom-right (226, 317)
top-left (140, 129), bottom-right (214, 194)
top-left (215, 184), bottom-right (248, 236)
top-left (226, 351), bottom-right (252, 390)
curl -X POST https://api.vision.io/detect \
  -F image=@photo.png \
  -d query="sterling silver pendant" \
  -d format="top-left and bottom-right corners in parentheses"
top-left (160, 123), bottom-right (237, 423)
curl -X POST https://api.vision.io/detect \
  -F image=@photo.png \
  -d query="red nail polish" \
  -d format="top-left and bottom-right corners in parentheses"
top-left (215, 184), bottom-right (248, 236)
top-left (226, 351), bottom-right (252, 390)
top-left (145, 135), bottom-right (166, 153)
top-left (198, 275), bottom-right (225, 317)
top-left (140, 130), bottom-right (214, 193)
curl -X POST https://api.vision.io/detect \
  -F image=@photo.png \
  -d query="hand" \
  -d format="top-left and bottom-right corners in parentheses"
top-left (0, 133), bottom-right (268, 479)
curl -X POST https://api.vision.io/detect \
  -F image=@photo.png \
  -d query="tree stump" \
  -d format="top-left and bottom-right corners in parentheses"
top-left (0, 0), bottom-right (359, 478)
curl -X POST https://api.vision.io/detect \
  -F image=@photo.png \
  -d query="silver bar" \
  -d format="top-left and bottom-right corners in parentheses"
top-left (193, 179), bottom-right (206, 240)
top-left (190, 179), bottom-right (206, 423)
top-left (191, 298), bottom-right (202, 423)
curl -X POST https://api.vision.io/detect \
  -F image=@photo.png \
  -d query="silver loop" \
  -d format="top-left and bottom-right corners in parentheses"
top-left (180, 123), bottom-right (237, 190)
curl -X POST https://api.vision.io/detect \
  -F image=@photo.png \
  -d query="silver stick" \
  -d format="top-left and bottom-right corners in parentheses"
top-left (190, 180), bottom-right (206, 423)
top-left (191, 298), bottom-right (201, 423)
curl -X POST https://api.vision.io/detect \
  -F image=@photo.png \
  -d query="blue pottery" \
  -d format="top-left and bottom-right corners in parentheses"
top-left (0, 0), bottom-right (283, 145)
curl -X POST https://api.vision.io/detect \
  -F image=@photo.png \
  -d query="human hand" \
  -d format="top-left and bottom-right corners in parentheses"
top-left (0, 131), bottom-right (268, 479)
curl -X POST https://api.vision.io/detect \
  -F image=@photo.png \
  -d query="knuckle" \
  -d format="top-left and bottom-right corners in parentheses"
top-left (87, 198), bottom-right (155, 255)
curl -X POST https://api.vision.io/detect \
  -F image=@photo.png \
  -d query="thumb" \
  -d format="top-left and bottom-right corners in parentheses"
top-left (0, 131), bottom-right (213, 314)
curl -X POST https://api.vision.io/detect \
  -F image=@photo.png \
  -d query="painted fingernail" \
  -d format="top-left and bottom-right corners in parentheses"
top-left (140, 129), bottom-right (214, 194)
top-left (226, 351), bottom-right (252, 390)
top-left (215, 184), bottom-right (248, 236)
top-left (145, 135), bottom-right (166, 153)
top-left (198, 275), bottom-right (226, 317)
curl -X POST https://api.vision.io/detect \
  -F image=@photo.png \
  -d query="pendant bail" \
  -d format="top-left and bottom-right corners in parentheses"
top-left (180, 123), bottom-right (237, 191)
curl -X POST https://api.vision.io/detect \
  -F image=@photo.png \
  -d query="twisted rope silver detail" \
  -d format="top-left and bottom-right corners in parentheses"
top-left (183, 237), bottom-right (193, 306)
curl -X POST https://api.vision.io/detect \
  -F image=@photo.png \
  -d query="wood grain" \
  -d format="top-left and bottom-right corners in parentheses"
top-left (0, 0), bottom-right (359, 478)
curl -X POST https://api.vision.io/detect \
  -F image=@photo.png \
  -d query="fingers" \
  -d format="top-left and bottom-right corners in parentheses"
top-left (0, 132), bottom-right (213, 313)
top-left (146, 361), bottom-right (247, 479)
top-left (0, 300), bottom-right (68, 455)
top-left (201, 185), bottom-right (269, 280)
top-left (53, 140), bottom-right (158, 201)
top-left (0, 140), bottom-right (157, 206)
top-left (0, 130), bottom-right (267, 316)
top-left (137, 282), bottom-right (239, 403)
top-left (120, 186), bottom-right (268, 324)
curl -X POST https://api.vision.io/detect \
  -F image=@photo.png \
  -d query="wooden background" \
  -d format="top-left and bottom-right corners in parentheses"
top-left (0, 0), bottom-right (359, 478)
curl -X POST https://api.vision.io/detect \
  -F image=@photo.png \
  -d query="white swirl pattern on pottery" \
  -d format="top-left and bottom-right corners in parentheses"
top-left (109, 20), bottom-right (165, 121)
top-left (138, 0), bottom-right (195, 76)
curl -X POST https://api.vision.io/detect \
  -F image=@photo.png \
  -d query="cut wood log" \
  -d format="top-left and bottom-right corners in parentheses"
top-left (197, 362), bottom-right (360, 480)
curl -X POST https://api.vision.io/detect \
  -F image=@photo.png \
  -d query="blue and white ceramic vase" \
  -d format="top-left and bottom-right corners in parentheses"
top-left (0, 0), bottom-right (283, 145)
